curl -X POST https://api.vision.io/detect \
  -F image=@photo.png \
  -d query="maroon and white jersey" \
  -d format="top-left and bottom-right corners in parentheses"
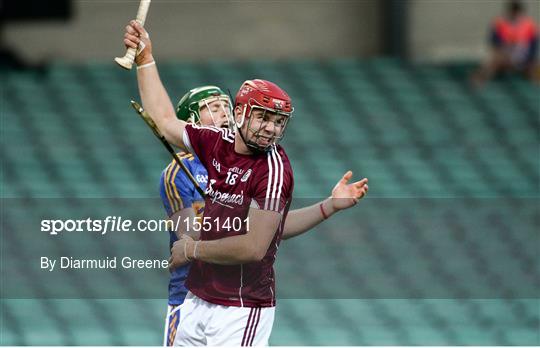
top-left (182, 124), bottom-right (294, 308)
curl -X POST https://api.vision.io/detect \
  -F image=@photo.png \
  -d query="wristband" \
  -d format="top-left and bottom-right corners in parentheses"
top-left (319, 203), bottom-right (329, 220)
top-left (136, 61), bottom-right (156, 70)
top-left (184, 240), bottom-right (191, 261)
top-left (193, 241), bottom-right (200, 260)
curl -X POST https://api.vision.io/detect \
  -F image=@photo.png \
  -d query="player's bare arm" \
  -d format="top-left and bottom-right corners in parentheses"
top-left (169, 207), bottom-right (200, 240)
top-left (123, 20), bottom-right (187, 149)
top-left (282, 171), bottom-right (368, 240)
top-left (169, 208), bottom-right (281, 268)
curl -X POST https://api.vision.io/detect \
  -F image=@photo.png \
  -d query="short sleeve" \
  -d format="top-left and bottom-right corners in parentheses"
top-left (159, 160), bottom-right (196, 217)
top-left (183, 124), bottom-right (229, 166)
top-left (250, 147), bottom-right (294, 214)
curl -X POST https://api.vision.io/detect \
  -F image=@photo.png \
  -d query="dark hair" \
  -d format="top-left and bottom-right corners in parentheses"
top-left (507, 0), bottom-right (524, 15)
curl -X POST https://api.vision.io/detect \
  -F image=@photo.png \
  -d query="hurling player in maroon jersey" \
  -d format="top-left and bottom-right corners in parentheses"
top-left (123, 21), bottom-right (368, 345)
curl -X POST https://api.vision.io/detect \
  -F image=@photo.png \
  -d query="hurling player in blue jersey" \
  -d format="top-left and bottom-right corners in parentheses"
top-left (160, 86), bottom-right (232, 345)
top-left (158, 85), bottom-right (369, 346)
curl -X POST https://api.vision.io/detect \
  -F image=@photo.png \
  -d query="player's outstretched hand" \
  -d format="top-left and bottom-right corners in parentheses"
top-left (123, 20), bottom-right (153, 66)
top-left (330, 171), bottom-right (368, 211)
top-left (169, 234), bottom-right (194, 271)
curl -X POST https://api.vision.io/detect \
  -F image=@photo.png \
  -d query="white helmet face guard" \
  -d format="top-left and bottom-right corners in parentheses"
top-left (194, 96), bottom-right (233, 127)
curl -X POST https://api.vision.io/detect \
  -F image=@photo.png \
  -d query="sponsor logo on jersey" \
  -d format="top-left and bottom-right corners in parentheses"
top-left (241, 169), bottom-right (252, 182)
top-left (205, 179), bottom-right (244, 208)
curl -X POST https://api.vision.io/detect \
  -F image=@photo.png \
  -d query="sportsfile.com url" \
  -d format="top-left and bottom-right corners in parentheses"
top-left (41, 216), bottom-right (174, 236)
top-left (41, 216), bottom-right (249, 235)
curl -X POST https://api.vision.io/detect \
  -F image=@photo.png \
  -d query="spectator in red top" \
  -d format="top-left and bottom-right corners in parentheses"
top-left (472, 0), bottom-right (539, 85)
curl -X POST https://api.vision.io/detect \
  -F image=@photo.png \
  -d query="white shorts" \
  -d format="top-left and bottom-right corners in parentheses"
top-left (174, 292), bottom-right (275, 346)
top-left (163, 304), bottom-right (181, 346)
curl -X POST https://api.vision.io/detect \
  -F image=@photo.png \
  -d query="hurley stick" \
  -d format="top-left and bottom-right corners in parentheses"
top-left (115, 0), bottom-right (151, 70)
top-left (131, 101), bottom-right (206, 197)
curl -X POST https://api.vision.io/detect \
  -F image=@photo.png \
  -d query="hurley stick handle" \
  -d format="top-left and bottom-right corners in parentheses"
top-left (115, 0), bottom-right (151, 70)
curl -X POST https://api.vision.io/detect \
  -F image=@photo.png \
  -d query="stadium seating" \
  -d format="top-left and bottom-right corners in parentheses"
top-left (1, 58), bottom-right (538, 345)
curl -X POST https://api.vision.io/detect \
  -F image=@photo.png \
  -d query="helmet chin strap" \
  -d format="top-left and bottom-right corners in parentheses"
top-left (235, 105), bottom-right (247, 129)
top-left (235, 105), bottom-right (250, 151)
top-left (235, 105), bottom-right (269, 154)
top-left (237, 125), bottom-right (253, 151)
top-left (240, 130), bottom-right (268, 154)
top-left (189, 112), bottom-right (199, 125)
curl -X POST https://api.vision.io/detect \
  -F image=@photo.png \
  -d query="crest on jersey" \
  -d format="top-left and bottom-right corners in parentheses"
top-left (241, 169), bottom-right (252, 182)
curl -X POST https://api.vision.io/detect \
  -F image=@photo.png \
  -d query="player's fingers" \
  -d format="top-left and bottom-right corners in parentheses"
top-left (125, 24), bottom-right (137, 35)
top-left (350, 182), bottom-right (366, 193)
top-left (124, 32), bottom-right (140, 42)
top-left (131, 20), bottom-right (149, 38)
top-left (180, 234), bottom-right (192, 241)
top-left (124, 38), bottom-right (138, 49)
top-left (124, 33), bottom-right (140, 44)
top-left (356, 185), bottom-right (368, 197)
top-left (339, 171), bottom-right (353, 185)
top-left (353, 178), bottom-right (368, 188)
top-left (358, 186), bottom-right (368, 199)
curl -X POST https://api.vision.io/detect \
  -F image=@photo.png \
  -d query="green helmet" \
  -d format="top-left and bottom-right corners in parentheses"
top-left (176, 85), bottom-right (232, 126)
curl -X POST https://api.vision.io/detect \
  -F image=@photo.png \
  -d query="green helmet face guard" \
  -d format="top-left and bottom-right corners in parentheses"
top-left (176, 86), bottom-right (232, 127)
